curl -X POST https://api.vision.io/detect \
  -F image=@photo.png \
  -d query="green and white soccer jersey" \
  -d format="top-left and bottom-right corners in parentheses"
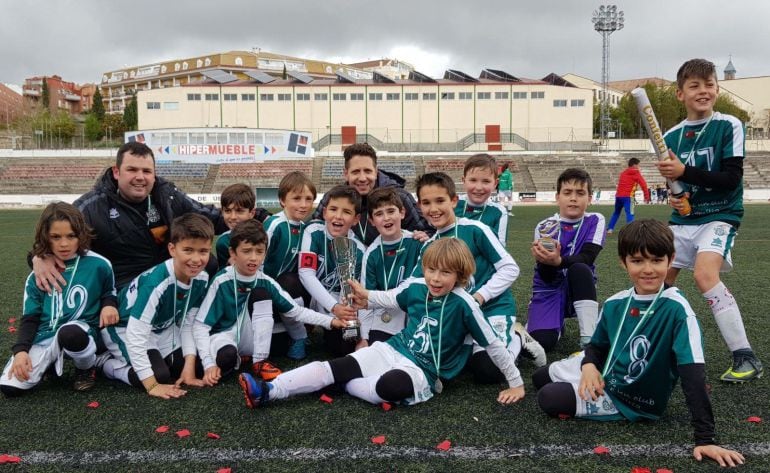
top-left (263, 211), bottom-right (304, 278)
top-left (215, 231), bottom-right (232, 269)
top-left (381, 279), bottom-right (507, 388)
top-left (664, 112), bottom-right (745, 226)
top-left (455, 198), bottom-right (508, 245)
top-left (412, 218), bottom-right (518, 327)
top-left (298, 221), bottom-right (365, 312)
top-left (591, 287), bottom-right (705, 422)
top-left (361, 231), bottom-right (422, 336)
top-left (23, 251), bottom-right (116, 343)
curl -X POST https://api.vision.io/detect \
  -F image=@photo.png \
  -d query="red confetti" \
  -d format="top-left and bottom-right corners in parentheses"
top-left (747, 416), bottom-right (762, 423)
top-left (176, 429), bottom-right (191, 438)
top-left (557, 413), bottom-right (571, 420)
top-left (319, 394), bottom-right (333, 404)
top-left (630, 468), bottom-right (651, 473)
top-left (87, 401), bottom-right (100, 409)
top-left (8, 318), bottom-right (16, 324)
top-left (656, 469), bottom-right (673, 473)
top-left (593, 445), bottom-right (610, 455)
top-left (371, 435), bottom-right (386, 445)
top-left (155, 425), bottom-right (170, 433)
top-left (207, 432), bottom-right (221, 440)
top-left (8, 326), bottom-right (16, 333)
top-left (0, 455), bottom-right (22, 464)
top-left (381, 402), bottom-right (393, 412)
top-left (216, 469), bottom-right (232, 473)
top-left (436, 440), bottom-right (452, 451)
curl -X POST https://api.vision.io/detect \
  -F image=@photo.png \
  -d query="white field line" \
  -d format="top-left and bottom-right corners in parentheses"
top-left (15, 443), bottom-right (770, 464)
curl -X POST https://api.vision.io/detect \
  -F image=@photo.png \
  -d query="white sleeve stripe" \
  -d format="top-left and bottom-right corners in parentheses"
top-left (138, 277), bottom-right (173, 323)
top-left (587, 213), bottom-right (606, 246)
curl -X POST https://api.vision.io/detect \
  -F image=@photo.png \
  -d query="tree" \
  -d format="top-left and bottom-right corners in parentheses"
top-left (92, 88), bottom-right (105, 121)
top-left (84, 113), bottom-right (103, 141)
top-left (122, 93), bottom-right (138, 131)
top-left (102, 113), bottom-right (126, 141)
top-left (41, 77), bottom-right (50, 110)
top-left (714, 94), bottom-right (750, 123)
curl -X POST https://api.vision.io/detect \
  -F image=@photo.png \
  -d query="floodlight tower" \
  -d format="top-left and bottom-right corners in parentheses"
top-left (592, 5), bottom-right (624, 143)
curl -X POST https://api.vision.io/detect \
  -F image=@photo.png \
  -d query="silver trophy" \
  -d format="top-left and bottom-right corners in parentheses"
top-left (538, 218), bottom-right (560, 251)
top-left (333, 236), bottom-right (360, 341)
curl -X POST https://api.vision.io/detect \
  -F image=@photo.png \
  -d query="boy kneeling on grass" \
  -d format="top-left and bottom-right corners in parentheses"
top-left (239, 238), bottom-right (524, 409)
top-left (533, 219), bottom-right (743, 467)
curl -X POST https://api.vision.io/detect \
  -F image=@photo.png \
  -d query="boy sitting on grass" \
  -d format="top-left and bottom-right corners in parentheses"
top-left (533, 219), bottom-right (744, 468)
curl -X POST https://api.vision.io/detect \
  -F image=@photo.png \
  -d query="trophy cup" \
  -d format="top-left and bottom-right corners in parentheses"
top-left (333, 236), bottom-right (360, 341)
top-left (538, 218), bottom-right (560, 251)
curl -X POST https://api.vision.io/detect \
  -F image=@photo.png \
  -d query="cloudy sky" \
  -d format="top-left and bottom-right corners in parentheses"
top-left (2, 0), bottom-right (768, 86)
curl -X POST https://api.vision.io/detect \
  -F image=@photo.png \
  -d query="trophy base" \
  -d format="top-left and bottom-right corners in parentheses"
top-left (342, 320), bottom-right (360, 341)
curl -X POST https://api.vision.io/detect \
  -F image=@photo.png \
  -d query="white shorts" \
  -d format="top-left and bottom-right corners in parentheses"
top-left (349, 342), bottom-right (432, 405)
top-left (499, 190), bottom-right (512, 200)
top-left (101, 324), bottom-right (177, 364)
top-left (1, 321), bottom-right (91, 390)
top-left (671, 222), bottom-right (735, 272)
top-left (209, 319), bottom-right (255, 366)
top-left (548, 352), bottom-right (620, 419)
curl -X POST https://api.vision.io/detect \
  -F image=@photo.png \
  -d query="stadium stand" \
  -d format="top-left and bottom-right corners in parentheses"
top-left (0, 157), bottom-right (112, 194)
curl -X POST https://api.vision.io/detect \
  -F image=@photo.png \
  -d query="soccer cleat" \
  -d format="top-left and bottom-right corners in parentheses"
top-left (606, 229), bottom-right (614, 235)
top-left (73, 367), bottom-right (97, 391)
top-left (253, 360), bottom-right (282, 381)
top-left (514, 323), bottom-right (547, 368)
top-left (720, 353), bottom-right (764, 383)
top-left (286, 337), bottom-right (307, 360)
top-left (238, 373), bottom-right (270, 409)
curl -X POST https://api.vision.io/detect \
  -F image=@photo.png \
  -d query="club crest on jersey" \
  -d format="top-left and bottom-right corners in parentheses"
top-left (109, 208), bottom-right (120, 219)
top-left (630, 307), bottom-right (640, 317)
top-left (291, 227), bottom-right (300, 235)
top-left (685, 130), bottom-right (696, 138)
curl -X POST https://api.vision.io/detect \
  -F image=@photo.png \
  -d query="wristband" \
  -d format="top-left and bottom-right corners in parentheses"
top-left (146, 381), bottom-right (159, 393)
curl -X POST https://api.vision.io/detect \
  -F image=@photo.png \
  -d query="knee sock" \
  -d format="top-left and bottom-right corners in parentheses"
top-left (345, 376), bottom-right (385, 405)
top-left (537, 382), bottom-right (577, 417)
top-left (703, 282), bottom-right (751, 352)
top-left (102, 358), bottom-right (133, 385)
top-left (269, 361), bottom-right (335, 400)
top-left (282, 315), bottom-right (308, 341)
top-left (573, 300), bottom-right (599, 339)
top-left (250, 299), bottom-right (274, 362)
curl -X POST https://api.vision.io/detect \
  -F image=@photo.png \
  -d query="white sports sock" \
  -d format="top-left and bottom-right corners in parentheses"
top-left (703, 282), bottom-right (751, 352)
top-left (250, 299), bottom-right (274, 362)
top-left (573, 300), bottom-right (599, 338)
top-left (282, 315), bottom-right (308, 341)
top-left (102, 359), bottom-right (132, 386)
top-left (65, 337), bottom-right (96, 369)
top-left (269, 361), bottom-right (334, 400)
top-left (345, 376), bottom-right (385, 405)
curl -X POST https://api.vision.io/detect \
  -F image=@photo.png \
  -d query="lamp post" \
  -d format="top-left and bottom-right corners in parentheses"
top-left (592, 5), bottom-right (624, 144)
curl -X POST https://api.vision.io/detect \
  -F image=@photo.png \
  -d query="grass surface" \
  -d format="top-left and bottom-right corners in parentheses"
top-left (0, 204), bottom-right (768, 472)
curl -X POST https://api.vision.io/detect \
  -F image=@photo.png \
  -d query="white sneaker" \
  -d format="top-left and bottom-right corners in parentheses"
top-left (514, 323), bottom-right (547, 367)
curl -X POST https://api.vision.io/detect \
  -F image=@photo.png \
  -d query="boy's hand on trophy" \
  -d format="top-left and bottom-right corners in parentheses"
top-left (332, 303), bottom-right (358, 320)
top-left (330, 318), bottom-right (348, 329)
top-left (347, 279), bottom-right (370, 309)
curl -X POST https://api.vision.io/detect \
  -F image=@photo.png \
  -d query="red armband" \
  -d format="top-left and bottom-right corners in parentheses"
top-left (299, 252), bottom-right (318, 270)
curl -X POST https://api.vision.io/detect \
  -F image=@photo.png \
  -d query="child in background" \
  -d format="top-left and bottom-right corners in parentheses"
top-left (101, 214), bottom-right (212, 399)
top-left (299, 185), bottom-right (366, 356)
top-left (194, 220), bottom-right (346, 386)
top-left (657, 58), bottom-right (762, 382)
top-left (1, 202), bottom-right (118, 396)
top-left (239, 238), bottom-right (524, 409)
top-left (525, 168), bottom-right (605, 351)
top-left (497, 162), bottom-right (515, 216)
top-left (533, 219), bottom-right (744, 468)
top-left (455, 154), bottom-right (509, 245)
top-left (359, 187), bottom-right (422, 346)
top-left (215, 184), bottom-right (256, 269)
top-left (606, 158), bottom-right (650, 235)
top-left (262, 171), bottom-right (317, 360)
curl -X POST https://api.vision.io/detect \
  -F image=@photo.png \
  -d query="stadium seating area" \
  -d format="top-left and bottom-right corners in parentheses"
top-left (0, 158), bottom-right (112, 194)
top-left (213, 160), bottom-right (313, 192)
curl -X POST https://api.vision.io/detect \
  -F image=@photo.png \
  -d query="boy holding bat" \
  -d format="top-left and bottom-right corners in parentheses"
top-left (656, 58), bottom-right (762, 382)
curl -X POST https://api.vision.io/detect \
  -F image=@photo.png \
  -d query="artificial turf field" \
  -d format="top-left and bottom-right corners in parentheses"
top-left (0, 204), bottom-right (768, 472)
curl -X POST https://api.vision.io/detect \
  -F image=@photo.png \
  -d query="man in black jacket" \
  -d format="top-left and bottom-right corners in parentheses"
top-left (32, 142), bottom-right (266, 291)
top-left (311, 143), bottom-right (430, 246)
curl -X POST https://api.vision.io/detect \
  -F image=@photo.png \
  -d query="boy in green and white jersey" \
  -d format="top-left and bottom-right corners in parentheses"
top-left (194, 220), bottom-right (346, 386)
top-left (101, 214), bottom-right (213, 399)
top-left (534, 219), bottom-right (744, 468)
top-left (359, 187), bottom-right (422, 346)
top-left (239, 238), bottom-right (524, 409)
top-left (215, 184), bottom-right (257, 270)
top-left (454, 154), bottom-right (508, 245)
top-left (657, 58), bottom-right (761, 382)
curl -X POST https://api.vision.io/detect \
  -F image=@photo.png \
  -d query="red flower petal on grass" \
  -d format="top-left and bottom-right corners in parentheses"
top-left (216, 469), bottom-right (231, 473)
top-left (319, 394), bottom-right (333, 404)
top-left (630, 467), bottom-right (651, 473)
top-left (207, 432), bottom-right (221, 440)
top-left (175, 429), bottom-right (190, 438)
top-left (87, 401), bottom-right (100, 409)
top-left (8, 318), bottom-right (16, 324)
top-left (593, 445), bottom-right (610, 455)
top-left (155, 425), bottom-right (170, 433)
top-left (7, 327), bottom-right (16, 333)
top-left (371, 435), bottom-right (386, 445)
top-left (0, 454), bottom-right (22, 464)
top-left (656, 469), bottom-right (674, 473)
top-left (436, 440), bottom-right (452, 451)
top-left (380, 402), bottom-right (393, 412)
top-left (747, 416), bottom-right (762, 423)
